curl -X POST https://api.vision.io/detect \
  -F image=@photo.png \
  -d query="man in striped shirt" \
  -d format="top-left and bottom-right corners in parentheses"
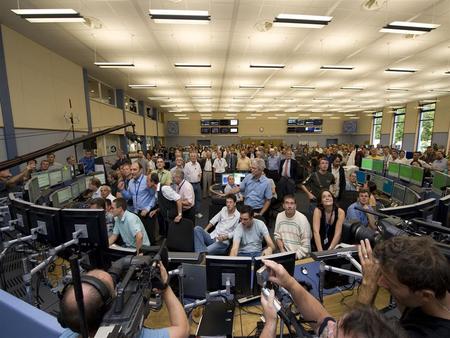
top-left (274, 194), bottom-right (311, 259)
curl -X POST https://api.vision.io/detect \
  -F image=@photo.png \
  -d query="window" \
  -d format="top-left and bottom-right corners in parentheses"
top-left (88, 76), bottom-right (116, 106)
top-left (371, 111), bottom-right (383, 146)
top-left (124, 95), bottom-right (138, 114)
top-left (417, 102), bottom-right (435, 152)
top-left (391, 107), bottom-right (406, 149)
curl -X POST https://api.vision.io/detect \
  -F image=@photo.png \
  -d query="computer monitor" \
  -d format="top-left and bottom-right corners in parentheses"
top-left (370, 174), bottom-right (384, 191)
top-left (61, 166), bottom-right (72, 182)
top-left (8, 194), bottom-right (33, 235)
top-left (78, 179), bottom-right (87, 194)
top-left (253, 252), bottom-right (296, 294)
top-left (32, 172), bottom-right (50, 188)
top-left (372, 159), bottom-right (384, 174)
top-left (28, 204), bottom-right (62, 246)
top-left (432, 172), bottom-right (450, 195)
top-left (60, 208), bottom-right (108, 251)
top-left (27, 176), bottom-right (41, 204)
top-left (387, 162), bottom-right (400, 179)
top-left (221, 173), bottom-right (247, 186)
top-left (206, 256), bottom-right (253, 297)
top-left (404, 188), bottom-right (420, 205)
top-left (392, 183), bottom-right (406, 204)
top-left (52, 187), bottom-right (72, 208)
top-left (410, 167), bottom-right (424, 186)
top-left (380, 198), bottom-right (436, 220)
top-left (71, 181), bottom-right (80, 198)
top-left (361, 158), bottom-right (373, 171)
top-left (49, 170), bottom-right (63, 186)
top-left (399, 164), bottom-right (412, 182)
top-left (355, 171), bottom-right (367, 185)
top-left (94, 172), bottom-right (106, 185)
top-left (382, 178), bottom-right (394, 196)
top-left (434, 194), bottom-right (450, 227)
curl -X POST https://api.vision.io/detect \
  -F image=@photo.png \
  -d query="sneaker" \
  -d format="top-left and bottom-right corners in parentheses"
top-left (195, 213), bottom-right (203, 218)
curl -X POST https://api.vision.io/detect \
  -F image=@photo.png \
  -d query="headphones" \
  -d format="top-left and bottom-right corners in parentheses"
top-left (57, 275), bottom-right (114, 329)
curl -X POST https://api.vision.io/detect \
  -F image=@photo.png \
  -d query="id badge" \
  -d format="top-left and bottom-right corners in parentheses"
top-left (324, 237), bottom-right (329, 245)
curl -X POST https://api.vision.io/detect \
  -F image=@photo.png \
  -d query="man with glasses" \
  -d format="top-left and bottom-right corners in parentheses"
top-left (152, 157), bottom-right (172, 186)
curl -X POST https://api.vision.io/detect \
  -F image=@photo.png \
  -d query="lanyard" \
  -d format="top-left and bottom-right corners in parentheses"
top-left (133, 175), bottom-right (144, 207)
top-left (178, 179), bottom-right (186, 192)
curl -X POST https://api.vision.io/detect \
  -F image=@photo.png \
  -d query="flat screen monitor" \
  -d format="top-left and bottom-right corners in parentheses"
top-left (49, 170), bottom-right (63, 186)
top-left (27, 176), bottom-right (41, 204)
top-left (200, 127), bottom-right (210, 134)
top-left (382, 178), bottom-right (394, 196)
top-left (404, 188), bottom-right (420, 205)
top-left (253, 252), bottom-right (296, 294)
top-left (372, 160), bottom-right (384, 174)
top-left (201, 120), bottom-right (211, 126)
top-left (387, 162), bottom-right (400, 178)
top-left (211, 127), bottom-right (219, 134)
top-left (221, 173), bottom-right (247, 185)
top-left (60, 208), bottom-right (108, 252)
top-left (94, 172), bottom-right (106, 185)
top-left (361, 158), bottom-right (373, 171)
top-left (85, 176), bottom-right (93, 189)
top-left (71, 181), bottom-right (80, 198)
top-left (219, 120), bottom-right (231, 126)
top-left (297, 120), bottom-right (305, 126)
top-left (370, 174), bottom-right (384, 191)
top-left (355, 171), bottom-right (367, 185)
top-left (8, 194), bottom-right (32, 235)
top-left (399, 164), bottom-right (412, 182)
top-left (33, 172), bottom-right (50, 188)
top-left (61, 166), bottom-right (72, 182)
top-left (380, 198), bottom-right (436, 220)
top-left (432, 172), bottom-right (450, 194)
top-left (392, 183), bottom-right (406, 204)
top-left (230, 119), bottom-right (238, 126)
top-left (230, 127), bottom-right (238, 134)
top-left (210, 120), bottom-right (220, 126)
top-left (287, 119), bottom-right (297, 126)
top-left (287, 127), bottom-right (296, 133)
top-left (410, 166), bottom-right (424, 186)
top-left (434, 194), bottom-right (450, 227)
top-left (28, 204), bottom-right (62, 246)
top-left (220, 128), bottom-right (229, 134)
top-left (206, 256), bottom-right (253, 297)
top-left (52, 187), bottom-right (72, 208)
top-left (304, 120), bottom-right (314, 126)
top-left (78, 179), bottom-right (87, 194)
top-left (313, 119), bottom-right (323, 125)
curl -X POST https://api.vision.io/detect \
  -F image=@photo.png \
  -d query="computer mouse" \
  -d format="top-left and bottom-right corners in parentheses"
top-left (301, 267), bottom-right (308, 275)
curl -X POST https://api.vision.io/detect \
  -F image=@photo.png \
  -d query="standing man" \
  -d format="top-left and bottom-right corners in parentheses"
top-left (226, 147), bottom-right (238, 172)
top-left (79, 150), bottom-right (95, 174)
top-left (274, 195), bottom-right (311, 259)
top-left (229, 206), bottom-right (276, 257)
top-left (184, 152), bottom-right (203, 218)
top-left (330, 154), bottom-right (346, 200)
top-left (266, 148), bottom-right (281, 183)
top-left (200, 150), bottom-right (213, 198)
top-left (237, 150), bottom-right (251, 172)
top-left (108, 197), bottom-right (150, 254)
top-left (47, 153), bottom-right (63, 170)
top-left (152, 157), bottom-right (172, 186)
top-left (118, 162), bottom-right (155, 239)
top-left (279, 149), bottom-right (298, 181)
top-left (193, 194), bottom-right (240, 254)
top-left (136, 150), bottom-right (148, 175)
top-left (173, 169), bottom-right (195, 222)
top-left (213, 151), bottom-right (228, 183)
top-left (170, 156), bottom-right (184, 183)
top-left (110, 149), bottom-right (130, 171)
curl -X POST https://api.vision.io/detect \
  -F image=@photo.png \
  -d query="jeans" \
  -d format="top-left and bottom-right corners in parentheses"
top-left (193, 226), bottom-right (229, 254)
top-left (191, 182), bottom-right (202, 213)
top-left (238, 251), bottom-right (261, 258)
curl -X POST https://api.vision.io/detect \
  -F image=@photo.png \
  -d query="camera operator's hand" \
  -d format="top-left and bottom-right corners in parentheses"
top-left (158, 263), bottom-right (169, 289)
top-left (358, 239), bottom-right (380, 283)
top-left (261, 289), bottom-right (277, 323)
top-left (263, 259), bottom-right (295, 290)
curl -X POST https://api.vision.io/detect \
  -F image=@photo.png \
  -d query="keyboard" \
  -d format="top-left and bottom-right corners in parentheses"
top-left (311, 245), bottom-right (358, 260)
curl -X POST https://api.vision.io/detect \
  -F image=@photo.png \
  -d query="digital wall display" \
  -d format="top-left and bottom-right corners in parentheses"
top-left (201, 127), bottom-right (210, 134)
top-left (230, 127), bottom-right (238, 133)
top-left (200, 119), bottom-right (240, 134)
top-left (201, 120), bottom-right (211, 126)
top-left (220, 127), bottom-right (229, 134)
top-left (286, 119), bottom-right (323, 133)
top-left (230, 119), bottom-right (238, 126)
top-left (287, 119), bottom-right (323, 126)
top-left (211, 127), bottom-right (220, 134)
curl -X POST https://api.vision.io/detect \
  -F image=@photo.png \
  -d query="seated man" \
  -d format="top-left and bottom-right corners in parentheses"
top-left (260, 260), bottom-right (406, 338)
top-left (345, 172), bottom-right (359, 192)
top-left (358, 237), bottom-right (450, 338)
top-left (108, 198), bottom-right (150, 254)
top-left (345, 189), bottom-right (376, 230)
top-left (223, 174), bottom-right (243, 202)
top-left (274, 194), bottom-right (311, 259)
top-left (58, 264), bottom-right (189, 338)
top-left (193, 194), bottom-right (240, 254)
top-left (100, 185), bottom-right (116, 202)
top-left (229, 205), bottom-right (276, 258)
top-left (88, 177), bottom-right (102, 199)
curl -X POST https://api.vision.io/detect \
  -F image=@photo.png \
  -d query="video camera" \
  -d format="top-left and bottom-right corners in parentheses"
top-left (93, 241), bottom-right (169, 338)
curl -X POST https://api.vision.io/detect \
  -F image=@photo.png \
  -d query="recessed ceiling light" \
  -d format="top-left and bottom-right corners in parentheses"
top-left (385, 68), bottom-right (417, 73)
top-left (128, 84), bottom-right (157, 88)
top-left (428, 89), bottom-right (450, 93)
top-left (273, 14), bottom-right (332, 28)
top-left (340, 87), bottom-right (364, 90)
top-left (233, 96), bottom-right (252, 99)
top-left (250, 64), bottom-right (285, 69)
top-left (178, 117), bottom-right (189, 119)
top-left (330, 116), bottom-right (341, 119)
top-left (94, 62), bottom-right (134, 68)
top-left (239, 85), bottom-right (265, 89)
top-left (11, 8), bottom-right (85, 23)
top-left (226, 113), bottom-right (238, 116)
top-left (321, 65), bottom-right (354, 70)
top-left (275, 114), bottom-right (286, 116)
top-left (349, 116), bottom-right (360, 119)
top-left (148, 97), bottom-right (170, 100)
top-left (291, 85), bottom-right (315, 90)
top-left (192, 97), bottom-right (212, 99)
top-left (250, 114), bottom-right (262, 116)
top-left (185, 84), bottom-right (212, 89)
top-left (174, 63), bottom-right (211, 68)
top-left (380, 21), bottom-right (439, 35)
top-left (314, 98), bottom-right (332, 101)
top-left (297, 114), bottom-right (309, 117)
top-left (174, 114), bottom-right (187, 116)
top-left (268, 117), bottom-right (278, 119)
top-left (386, 88), bottom-right (409, 91)
top-left (161, 104), bottom-right (177, 107)
top-left (246, 116), bottom-right (257, 119)
top-left (149, 9), bottom-right (210, 24)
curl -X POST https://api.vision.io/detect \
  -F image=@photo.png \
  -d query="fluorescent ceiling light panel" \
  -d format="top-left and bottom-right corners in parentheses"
top-left (128, 84), bottom-right (157, 88)
top-left (25, 17), bottom-right (85, 23)
top-left (380, 21), bottom-right (439, 35)
top-left (11, 9), bottom-right (78, 15)
top-left (386, 88), bottom-right (409, 91)
top-left (250, 64), bottom-right (285, 69)
top-left (314, 98), bottom-right (332, 101)
top-left (429, 89), bottom-right (450, 93)
top-left (291, 86), bottom-right (315, 90)
top-left (233, 96), bottom-right (252, 99)
top-left (12, 8), bottom-right (85, 23)
top-left (330, 116), bottom-right (341, 119)
top-left (268, 117), bottom-right (278, 119)
top-left (321, 65), bottom-right (354, 70)
top-left (148, 97), bottom-right (170, 100)
top-left (239, 85), bottom-right (264, 89)
top-left (192, 97), bottom-right (211, 99)
top-left (385, 67), bottom-right (417, 73)
top-left (174, 114), bottom-right (187, 116)
top-left (250, 114), bottom-right (262, 116)
top-left (185, 85), bottom-right (212, 89)
top-left (273, 14), bottom-right (332, 28)
top-left (340, 87), bottom-right (364, 90)
top-left (174, 63), bottom-right (211, 68)
top-left (275, 114), bottom-right (286, 116)
top-left (94, 62), bottom-right (134, 68)
top-left (178, 117), bottom-right (189, 119)
top-left (246, 117), bottom-right (257, 119)
top-left (149, 9), bottom-right (210, 24)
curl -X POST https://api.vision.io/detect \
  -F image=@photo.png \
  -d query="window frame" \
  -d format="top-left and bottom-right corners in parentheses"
top-left (88, 76), bottom-right (116, 106)
top-left (416, 102), bottom-right (436, 152)
top-left (391, 107), bottom-right (406, 149)
top-left (371, 111), bottom-right (383, 146)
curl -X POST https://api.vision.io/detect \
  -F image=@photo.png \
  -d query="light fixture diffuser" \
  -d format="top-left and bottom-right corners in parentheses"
top-left (185, 85), bottom-right (212, 89)
top-left (174, 63), bottom-right (211, 68)
top-left (128, 84), bottom-right (157, 88)
top-left (380, 21), bottom-right (439, 35)
top-left (11, 8), bottom-right (85, 23)
top-left (239, 85), bottom-right (264, 89)
top-left (291, 85), bottom-right (315, 90)
top-left (386, 88), bottom-right (409, 91)
top-left (149, 9), bottom-right (210, 24)
top-left (385, 68), bottom-right (417, 73)
top-left (273, 14), bottom-right (332, 28)
top-left (340, 87), bottom-right (364, 90)
top-left (321, 65), bottom-right (354, 70)
top-left (95, 62), bottom-right (135, 68)
top-left (250, 64), bottom-right (285, 69)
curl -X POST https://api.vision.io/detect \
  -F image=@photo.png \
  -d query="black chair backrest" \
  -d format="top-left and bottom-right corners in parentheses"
top-left (166, 218), bottom-right (195, 252)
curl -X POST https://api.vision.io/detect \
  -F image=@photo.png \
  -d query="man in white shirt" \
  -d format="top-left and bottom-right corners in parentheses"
top-left (184, 152), bottom-right (203, 218)
top-left (224, 175), bottom-right (243, 202)
top-left (100, 185), bottom-right (116, 202)
top-left (431, 151), bottom-right (448, 173)
top-left (170, 156), bottom-right (184, 183)
top-left (89, 177), bottom-right (102, 199)
top-left (174, 169), bottom-right (195, 222)
top-left (193, 194), bottom-right (240, 254)
top-left (274, 195), bottom-right (311, 259)
top-left (213, 151), bottom-right (228, 183)
top-left (201, 151), bottom-right (213, 198)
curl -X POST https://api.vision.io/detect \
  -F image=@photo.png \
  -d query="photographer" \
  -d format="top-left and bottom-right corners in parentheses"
top-left (260, 260), bottom-right (405, 338)
top-left (357, 237), bottom-right (450, 337)
top-left (59, 263), bottom-right (189, 338)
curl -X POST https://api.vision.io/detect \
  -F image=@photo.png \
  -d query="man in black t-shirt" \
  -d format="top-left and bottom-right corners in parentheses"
top-left (358, 237), bottom-right (450, 338)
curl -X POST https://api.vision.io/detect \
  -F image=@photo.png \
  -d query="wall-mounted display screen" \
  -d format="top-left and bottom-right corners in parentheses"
top-left (210, 120), bottom-right (220, 126)
top-left (220, 128), bottom-right (229, 134)
top-left (230, 128), bottom-right (238, 133)
top-left (230, 119), bottom-right (238, 126)
top-left (219, 120), bottom-right (230, 126)
top-left (289, 126), bottom-right (322, 133)
top-left (201, 120), bottom-right (211, 126)
top-left (211, 127), bottom-right (220, 134)
top-left (287, 119), bottom-right (297, 126)
top-left (201, 127), bottom-right (210, 134)
top-left (286, 119), bottom-right (323, 127)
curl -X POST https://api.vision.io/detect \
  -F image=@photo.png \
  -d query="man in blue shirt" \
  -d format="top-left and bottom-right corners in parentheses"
top-left (230, 158), bottom-right (272, 218)
top-left (58, 264), bottom-right (189, 338)
top-left (345, 189), bottom-right (376, 230)
top-left (118, 162), bottom-right (156, 241)
top-left (108, 197), bottom-right (151, 254)
top-left (266, 148), bottom-right (281, 182)
top-left (79, 149), bottom-right (95, 174)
